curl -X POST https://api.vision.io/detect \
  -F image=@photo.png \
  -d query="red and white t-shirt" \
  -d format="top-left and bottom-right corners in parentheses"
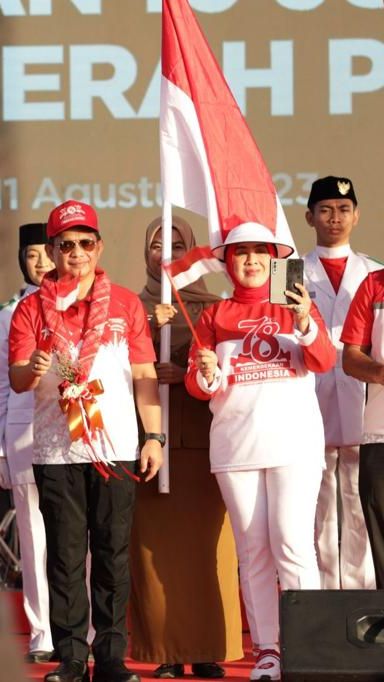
top-left (341, 270), bottom-right (384, 442)
top-left (186, 298), bottom-right (336, 472)
top-left (9, 284), bottom-right (156, 465)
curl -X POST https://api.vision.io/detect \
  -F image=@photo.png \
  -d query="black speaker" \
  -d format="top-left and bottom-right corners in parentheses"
top-left (280, 590), bottom-right (384, 681)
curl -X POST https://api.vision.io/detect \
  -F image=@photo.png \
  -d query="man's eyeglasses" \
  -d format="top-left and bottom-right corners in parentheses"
top-left (57, 239), bottom-right (98, 254)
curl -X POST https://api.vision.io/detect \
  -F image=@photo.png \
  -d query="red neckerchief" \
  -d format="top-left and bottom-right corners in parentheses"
top-left (39, 268), bottom-right (111, 378)
top-left (319, 257), bottom-right (348, 294)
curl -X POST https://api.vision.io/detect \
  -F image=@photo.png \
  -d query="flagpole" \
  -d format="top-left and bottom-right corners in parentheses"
top-left (158, 200), bottom-right (172, 493)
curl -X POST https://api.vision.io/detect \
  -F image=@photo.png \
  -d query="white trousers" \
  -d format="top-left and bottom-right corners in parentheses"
top-left (315, 445), bottom-right (376, 589)
top-left (216, 462), bottom-right (322, 645)
top-left (12, 482), bottom-right (53, 653)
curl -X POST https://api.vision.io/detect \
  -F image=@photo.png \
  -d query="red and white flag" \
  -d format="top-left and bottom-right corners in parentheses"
top-left (55, 274), bottom-right (80, 311)
top-left (160, 0), bottom-right (296, 254)
top-left (163, 245), bottom-right (225, 290)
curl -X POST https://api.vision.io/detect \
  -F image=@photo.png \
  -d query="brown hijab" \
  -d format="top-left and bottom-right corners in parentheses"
top-left (140, 215), bottom-right (220, 355)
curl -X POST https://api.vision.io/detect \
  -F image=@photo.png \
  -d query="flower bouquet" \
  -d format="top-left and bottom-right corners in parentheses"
top-left (54, 352), bottom-right (139, 482)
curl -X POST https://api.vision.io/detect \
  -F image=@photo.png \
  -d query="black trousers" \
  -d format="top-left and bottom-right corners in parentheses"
top-left (33, 462), bottom-right (136, 663)
top-left (359, 443), bottom-right (384, 589)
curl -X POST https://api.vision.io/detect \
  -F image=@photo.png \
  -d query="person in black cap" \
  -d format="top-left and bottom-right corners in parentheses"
top-left (303, 176), bottom-right (381, 589)
top-left (0, 223), bottom-right (55, 661)
top-left (0, 223), bottom-right (50, 309)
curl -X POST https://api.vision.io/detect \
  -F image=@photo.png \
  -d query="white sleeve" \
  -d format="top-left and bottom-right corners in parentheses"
top-left (0, 310), bottom-right (12, 459)
top-left (294, 315), bottom-right (319, 346)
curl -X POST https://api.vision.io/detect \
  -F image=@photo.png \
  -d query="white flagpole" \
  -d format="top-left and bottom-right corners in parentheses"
top-left (158, 200), bottom-right (172, 493)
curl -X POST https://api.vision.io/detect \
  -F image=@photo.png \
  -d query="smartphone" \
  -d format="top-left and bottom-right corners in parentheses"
top-left (269, 258), bottom-right (304, 305)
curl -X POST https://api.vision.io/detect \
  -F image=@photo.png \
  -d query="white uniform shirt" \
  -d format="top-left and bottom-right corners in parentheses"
top-left (0, 286), bottom-right (38, 484)
top-left (304, 245), bottom-right (382, 447)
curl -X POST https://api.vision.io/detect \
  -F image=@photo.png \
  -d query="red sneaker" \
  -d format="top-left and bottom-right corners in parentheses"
top-left (250, 649), bottom-right (280, 681)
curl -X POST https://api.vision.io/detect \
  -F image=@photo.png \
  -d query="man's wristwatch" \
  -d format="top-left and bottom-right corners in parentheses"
top-left (144, 432), bottom-right (166, 447)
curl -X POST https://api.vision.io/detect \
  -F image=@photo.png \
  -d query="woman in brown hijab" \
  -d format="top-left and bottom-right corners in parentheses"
top-left (130, 216), bottom-right (243, 678)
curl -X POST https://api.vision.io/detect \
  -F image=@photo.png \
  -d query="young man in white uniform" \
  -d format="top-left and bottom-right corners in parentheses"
top-left (0, 223), bottom-right (55, 661)
top-left (303, 176), bottom-right (379, 589)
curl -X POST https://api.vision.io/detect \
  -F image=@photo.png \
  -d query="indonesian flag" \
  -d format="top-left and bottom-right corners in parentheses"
top-left (163, 245), bottom-right (225, 290)
top-left (160, 0), bottom-right (296, 254)
top-left (55, 274), bottom-right (80, 311)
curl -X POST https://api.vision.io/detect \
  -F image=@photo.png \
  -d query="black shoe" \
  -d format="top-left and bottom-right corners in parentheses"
top-left (25, 650), bottom-right (56, 664)
top-left (153, 664), bottom-right (184, 679)
top-left (44, 659), bottom-right (89, 682)
top-left (93, 658), bottom-right (141, 682)
top-left (191, 663), bottom-right (225, 679)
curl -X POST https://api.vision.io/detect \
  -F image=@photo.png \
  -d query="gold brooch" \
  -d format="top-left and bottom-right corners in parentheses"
top-left (337, 180), bottom-right (350, 196)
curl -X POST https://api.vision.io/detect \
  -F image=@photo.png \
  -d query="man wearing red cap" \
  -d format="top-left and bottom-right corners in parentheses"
top-left (304, 176), bottom-right (380, 590)
top-left (8, 200), bottom-right (164, 682)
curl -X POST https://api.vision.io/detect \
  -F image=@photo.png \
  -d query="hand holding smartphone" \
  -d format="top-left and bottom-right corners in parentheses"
top-left (269, 258), bottom-right (304, 305)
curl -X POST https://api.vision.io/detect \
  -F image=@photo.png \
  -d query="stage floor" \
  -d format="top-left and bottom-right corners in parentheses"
top-left (4, 589), bottom-right (253, 682)
top-left (22, 634), bottom-right (253, 682)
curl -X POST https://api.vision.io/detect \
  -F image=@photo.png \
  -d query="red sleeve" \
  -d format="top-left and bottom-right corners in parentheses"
top-left (127, 295), bottom-right (156, 364)
top-left (8, 297), bottom-right (39, 364)
top-left (301, 301), bottom-right (337, 373)
top-left (184, 304), bottom-right (218, 401)
top-left (341, 275), bottom-right (374, 346)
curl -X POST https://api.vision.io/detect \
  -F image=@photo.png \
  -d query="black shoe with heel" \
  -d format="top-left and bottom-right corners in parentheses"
top-left (44, 659), bottom-right (89, 682)
top-left (93, 658), bottom-right (141, 682)
top-left (25, 650), bottom-right (56, 664)
top-left (191, 663), bottom-right (225, 679)
top-left (153, 664), bottom-right (185, 679)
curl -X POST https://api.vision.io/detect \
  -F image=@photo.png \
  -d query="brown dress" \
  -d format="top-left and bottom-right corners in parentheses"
top-left (129, 217), bottom-right (243, 664)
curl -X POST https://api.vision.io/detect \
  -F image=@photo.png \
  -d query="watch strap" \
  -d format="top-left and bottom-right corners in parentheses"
top-left (144, 432), bottom-right (166, 447)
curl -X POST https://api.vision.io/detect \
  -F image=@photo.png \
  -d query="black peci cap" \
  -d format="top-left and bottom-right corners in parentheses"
top-left (18, 223), bottom-right (48, 284)
top-left (19, 222), bottom-right (48, 249)
top-left (307, 176), bottom-right (357, 209)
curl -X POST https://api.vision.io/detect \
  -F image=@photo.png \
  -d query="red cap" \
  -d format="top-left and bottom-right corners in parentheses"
top-left (47, 200), bottom-right (98, 239)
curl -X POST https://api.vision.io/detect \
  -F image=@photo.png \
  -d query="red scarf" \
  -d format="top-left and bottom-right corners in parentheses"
top-left (39, 268), bottom-right (111, 378)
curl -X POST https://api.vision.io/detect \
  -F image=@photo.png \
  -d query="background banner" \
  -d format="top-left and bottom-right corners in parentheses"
top-left (0, 0), bottom-right (383, 299)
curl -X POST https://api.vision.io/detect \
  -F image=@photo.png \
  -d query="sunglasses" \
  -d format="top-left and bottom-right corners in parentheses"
top-left (57, 239), bottom-right (98, 254)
